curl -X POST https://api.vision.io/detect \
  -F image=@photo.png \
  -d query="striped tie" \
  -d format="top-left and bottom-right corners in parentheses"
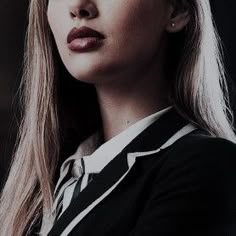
top-left (53, 158), bottom-right (98, 221)
top-left (71, 173), bottom-right (98, 200)
top-left (53, 158), bottom-right (84, 220)
top-left (54, 178), bottom-right (79, 221)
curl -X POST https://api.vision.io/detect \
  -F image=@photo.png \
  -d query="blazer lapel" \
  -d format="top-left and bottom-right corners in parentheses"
top-left (48, 108), bottom-right (194, 236)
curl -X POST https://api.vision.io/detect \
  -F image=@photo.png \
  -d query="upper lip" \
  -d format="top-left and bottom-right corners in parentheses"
top-left (67, 26), bottom-right (105, 44)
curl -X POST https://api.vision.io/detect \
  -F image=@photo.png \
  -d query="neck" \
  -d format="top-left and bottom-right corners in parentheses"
top-left (95, 67), bottom-right (171, 142)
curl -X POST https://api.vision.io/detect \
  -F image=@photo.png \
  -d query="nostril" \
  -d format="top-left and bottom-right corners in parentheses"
top-left (70, 5), bottom-right (98, 19)
top-left (79, 9), bottom-right (90, 17)
top-left (70, 11), bottom-right (76, 18)
top-left (70, 9), bottom-right (91, 18)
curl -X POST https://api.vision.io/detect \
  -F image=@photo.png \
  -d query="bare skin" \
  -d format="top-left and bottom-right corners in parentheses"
top-left (47, 0), bottom-right (189, 141)
top-left (95, 48), bottom-right (171, 141)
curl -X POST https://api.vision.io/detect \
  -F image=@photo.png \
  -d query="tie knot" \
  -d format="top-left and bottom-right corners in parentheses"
top-left (71, 158), bottom-right (84, 179)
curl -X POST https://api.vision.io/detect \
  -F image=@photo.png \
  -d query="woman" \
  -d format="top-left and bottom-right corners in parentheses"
top-left (1, 0), bottom-right (236, 235)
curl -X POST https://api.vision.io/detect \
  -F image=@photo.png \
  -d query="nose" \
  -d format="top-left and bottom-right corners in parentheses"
top-left (69, 1), bottom-right (98, 20)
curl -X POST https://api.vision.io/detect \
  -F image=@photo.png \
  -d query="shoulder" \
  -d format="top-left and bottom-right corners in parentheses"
top-left (162, 132), bottom-right (236, 168)
top-left (130, 133), bottom-right (236, 235)
top-left (141, 131), bottom-right (236, 182)
top-left (152, 132), bottom-right (236, 197)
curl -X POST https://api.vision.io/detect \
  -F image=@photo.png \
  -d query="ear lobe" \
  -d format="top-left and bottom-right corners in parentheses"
top-left (165, 1), bottom-right (190, 33)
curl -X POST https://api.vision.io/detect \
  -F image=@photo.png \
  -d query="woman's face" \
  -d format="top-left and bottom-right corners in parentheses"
top-left (47, 0), bottom-right (172, 84)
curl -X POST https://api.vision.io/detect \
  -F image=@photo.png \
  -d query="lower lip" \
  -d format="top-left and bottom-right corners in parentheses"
top-left (68, 37), bottom-right (104, 52)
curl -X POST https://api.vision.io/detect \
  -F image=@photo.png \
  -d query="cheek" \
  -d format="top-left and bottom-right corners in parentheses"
top-left (112, 2), bottom-right (165, 44)
top-left (45, 0), bottom-right (169, 82)
top-left (105, 2), bottom-right (167, 64)
top-left (47, 4), bottom-right (68, 47)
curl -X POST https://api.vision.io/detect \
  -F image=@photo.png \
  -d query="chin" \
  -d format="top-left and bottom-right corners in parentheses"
top-left (63, 57), bottom-right (115, 84)
top-left (63, 60), bottom-right (95, 82)
top-left (66, 70), bottom-right (95, 84)
top-left (66, 67), bottom-right (105, 84)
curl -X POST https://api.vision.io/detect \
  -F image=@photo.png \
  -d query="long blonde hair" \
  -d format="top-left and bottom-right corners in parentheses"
top-left (0, 0), bottom-right (235, 235)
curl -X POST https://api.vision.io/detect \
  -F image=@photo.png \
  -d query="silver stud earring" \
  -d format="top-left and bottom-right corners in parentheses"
top-left (171, 22), bottom-right (176, 28)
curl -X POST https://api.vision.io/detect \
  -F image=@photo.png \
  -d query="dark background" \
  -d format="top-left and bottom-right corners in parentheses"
top-left (0, 1), bottom-right (236, 189)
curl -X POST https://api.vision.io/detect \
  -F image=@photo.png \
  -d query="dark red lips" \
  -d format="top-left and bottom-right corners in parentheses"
top-left (67, 26), bottom-right (105, 44)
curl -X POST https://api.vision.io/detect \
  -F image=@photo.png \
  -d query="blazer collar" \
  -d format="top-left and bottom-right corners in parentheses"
top-left (48, 108), bottom-right (194, 235)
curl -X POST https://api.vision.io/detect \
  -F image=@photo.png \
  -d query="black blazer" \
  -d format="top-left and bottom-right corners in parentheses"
top-left (44, 109), bottom-right (236, 236)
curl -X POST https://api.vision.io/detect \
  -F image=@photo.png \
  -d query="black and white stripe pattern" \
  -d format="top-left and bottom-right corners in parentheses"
top-left (46, 108), bottom-right (199, 236)
top-left (57, 124), bottom-right (197, 236)
top-left (53, 159), bottom-right (99, 221)
top-left (55, 179), bottom-right (78, 221)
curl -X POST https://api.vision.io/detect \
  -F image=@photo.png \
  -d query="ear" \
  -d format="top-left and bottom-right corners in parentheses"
top-left (166, 0), bottom-right (191, 33)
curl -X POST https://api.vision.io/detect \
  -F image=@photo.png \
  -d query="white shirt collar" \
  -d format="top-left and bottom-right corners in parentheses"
top-left (76, 107), bottom-right (171, 173)
top-left (60, 106), bottom-right (172, 175)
